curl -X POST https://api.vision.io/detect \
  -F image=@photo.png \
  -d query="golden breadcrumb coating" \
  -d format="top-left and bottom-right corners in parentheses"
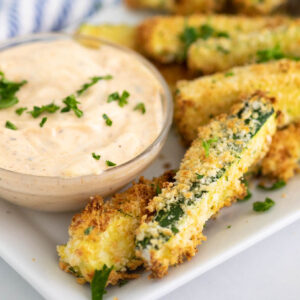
top-left (137, 15), bottom-right (291, 63)
top-left (175, 59), bottom-right (300, 145)
top-left (57, 171), bottom-right (175, 285)
top-left (261, 122), bottom-right (300, 181)
top-left (232, 0), bottom-right (287, 15)
top-left (188, 24), bottom-right (300, 74)
top-left (125, 0), bottom-right (226, 14)
top-left (136, 93), bottom-right (276, 278)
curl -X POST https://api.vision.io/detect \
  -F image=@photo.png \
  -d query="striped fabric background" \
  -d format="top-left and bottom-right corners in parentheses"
top-left (0, 0), bottom-right (120, 41)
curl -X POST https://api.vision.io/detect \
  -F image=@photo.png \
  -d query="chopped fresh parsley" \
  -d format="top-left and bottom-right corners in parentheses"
top-left (202, 137), bottom-right (218, 157)
top-left (107, 90), bottom-right (130, 107)
top-left (227, 225), bottom-right (231, 229)
top-left (106, 160), bottom-right (116, 167)
top-left (258, 179), bottom-right (286, 191)
top-left (216, 45), bottom-right (230, 54)
top-left (180, 24), bottom-right (230, 59)
top-left (28, 103), bottom-right (60, 118)
top-left (156, 184), bottom-right (162, 195)
top-left (225, 71), bottom-right (234, 77)
top-left (39, 117), bottom-right (47, 128)
top-left (102, 114), bottom-right (112, 126)
top-left (92, 153), bottom-right (101, 160)
top-left (256, 44), bottom-right (300, 63)
top-left (61, 95), bottom-right (83, 118)
top-left (196, 173), bottom-right (204, 179)
top-left (253, 197), bottom-right (275, 212)
top-left (84, 226), bottom-right (94, 235)
top-left (91, 265), bottom-right (113, 300)
top-left (76, 75), bottom-right (112, 96)
top-left (15, 107), bottom-right (27, 116)
top-left (134, 102), bottom-right (146, 114)
top-left (5, 120), bottom-right (17, 130)
top-left (0, 71), bottom-right (27, 109)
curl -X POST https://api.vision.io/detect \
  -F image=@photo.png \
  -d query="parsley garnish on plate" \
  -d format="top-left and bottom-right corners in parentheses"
top-left (106, 160), bottom-right (116, 167)
top-left (28, 103), bottom-right (60, 118)
top-left (134, 102), bottom-right (146, 114)
top-left (258, 179), bottom-right (286, 191)
top-left (61, 95), bottom-right (83, 118)
top-left (77, 75), bottom-right (112, 96)
top-left (253, 197), bottom-right (275, 212)
top-left (102, 114), bottom-right (112, 126)
top-left (107, 90), bottom-right (130, 107)
top-left (92, 153), bottom-right (101, 160)
top-left (225, 71), bottom-right (234, 77)
top-left (202, 137), bottom-right (218, 157)
top-left (0, 71), bottom-right (27, 109)
top-left (91, 265), bottom-right (113, 300)
top-left (15, 107), bottom-right (27, 116)
top-left (5, 120), bottom-right (17, 130)
top-left (39, 117), bottom-right (47, 128)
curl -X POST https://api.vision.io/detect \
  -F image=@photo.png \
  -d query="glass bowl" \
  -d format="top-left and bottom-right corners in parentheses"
top-left (0, 33), bottom-right (173, 212)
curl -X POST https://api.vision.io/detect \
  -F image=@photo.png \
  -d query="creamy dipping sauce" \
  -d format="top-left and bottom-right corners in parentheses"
top-left (0, 40), bottom-right (163, 177)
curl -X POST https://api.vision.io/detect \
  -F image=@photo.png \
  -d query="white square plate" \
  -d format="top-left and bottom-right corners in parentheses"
top-left (0, 4), bottom-right (300, 300)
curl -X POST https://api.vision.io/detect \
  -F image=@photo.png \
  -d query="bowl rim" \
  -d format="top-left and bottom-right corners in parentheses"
top-left (0, 32), bottom-right (173, 181)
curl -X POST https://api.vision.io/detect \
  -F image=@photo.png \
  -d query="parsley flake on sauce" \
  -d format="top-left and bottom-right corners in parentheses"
top-left (5, 120), bottom-right (17, 130)
top-left (91, 265), bottom-right (113, 300)
top-left (39, 117), bottom-right (47, 128)
top-left (77, 75), bottom-right (112, 96)
top-left (0, 71), bottom-right (27, 109)
top-left (28, 103), bottom-right (60, 118)
top-left (15, 107), bottom-right (27, 116)
top-left (102, 114), bottom-right (112, 126)
top-left (107, 90), bottom-right (130, 107)
top-left (253, 197), bottom-right (275, 212)
top-left (92, 153), bottom-right (101, 160)
top-left (61, 95), bottom-right (83, 118)
top-left (134, 102), bottom-right (146, 114)
top-left (106, 160), bottom-right (116, 167)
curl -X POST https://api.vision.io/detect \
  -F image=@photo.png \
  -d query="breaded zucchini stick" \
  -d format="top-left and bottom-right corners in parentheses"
top-left (232, 0), bottom-right (287, 15)
top-left (188, 24), bottom-right (300, 74)
top-left (175, 60), bottom-right (300, 145)
top-left (138, 15), bottom-right (290, 63)
top-left (261, 122), bottom-right (300, 181)
top-left (136, 94), bottom-right (276, 278)
top-left (125, 0), bottom-right (226, 14)
top-left (77, 23), bottom-right (138, 50)
top-left (57, 171), bottom-right (175, 285)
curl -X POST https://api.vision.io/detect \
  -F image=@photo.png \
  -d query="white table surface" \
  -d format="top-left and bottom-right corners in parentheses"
top-left (1, 219), bottom-right (299, 300)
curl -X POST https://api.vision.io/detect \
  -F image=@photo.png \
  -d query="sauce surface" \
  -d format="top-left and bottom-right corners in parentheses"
top-left (0, 39), bottom-right (163, 177)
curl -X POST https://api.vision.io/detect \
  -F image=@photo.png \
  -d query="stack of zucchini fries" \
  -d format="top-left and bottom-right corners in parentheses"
top-left (59, 1), bottom-right (300, 293)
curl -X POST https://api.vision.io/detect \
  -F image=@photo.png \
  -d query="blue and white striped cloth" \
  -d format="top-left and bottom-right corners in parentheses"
top-left (0, 0), bottom-right (119, 41)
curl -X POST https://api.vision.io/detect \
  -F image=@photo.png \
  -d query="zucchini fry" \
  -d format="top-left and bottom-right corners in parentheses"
top-left (136, 94), bottom-right (276, 278)
top-left (175, 60), bottom-right (300, 145)
top-left (57, 171), bottom-right (175, 285)
top-left (260, 122), bottom-right (300, 181)
top-left (125, 0), bottom-right (226, 14)
top-left (138, 15), bottom-right (290, 63)
top-left (77, 23), bottom-right (138, 50)
top-left (232, 0), bottom-right (287, 15)
top-left (188, 24), bottom-right (300, 74)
